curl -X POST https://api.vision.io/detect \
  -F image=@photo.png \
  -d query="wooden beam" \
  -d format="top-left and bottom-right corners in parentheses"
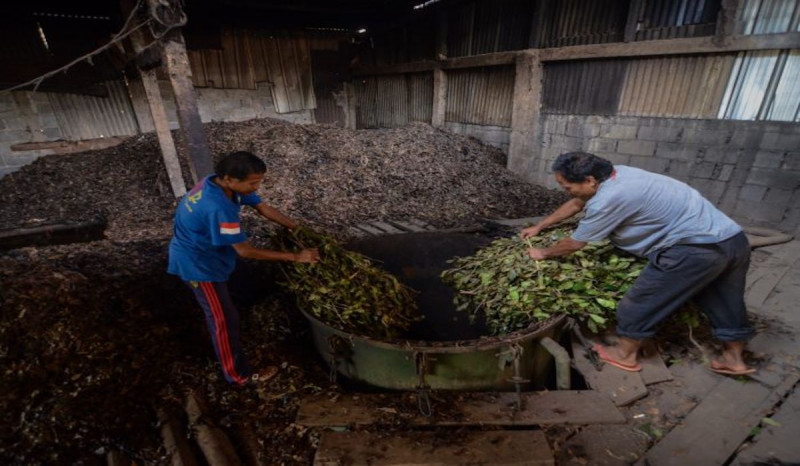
top-left (296, 391), bottom-right (625, 428)
top-left (431, 68), bottom-right (447, 127)
top-left (162, 34), bottom-right (214, 183)
top-left (539, 32), bottom-right (800, 62)
top-left (351, 32), bottom-right (800, 77)
top-left (0, 218), bottom-right (107, 251)
top-left (314, 430), bottom-right (555, 466)
top-left (11, 137), bottom-right (126, 155)
top-left (508, 51), bottom-right (542, 178)
top-left (138, 68), bottom-right (187, 198)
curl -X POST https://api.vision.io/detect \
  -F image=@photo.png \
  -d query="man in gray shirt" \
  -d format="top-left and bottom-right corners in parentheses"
top-left (522, 152), bottom-right (755, 375)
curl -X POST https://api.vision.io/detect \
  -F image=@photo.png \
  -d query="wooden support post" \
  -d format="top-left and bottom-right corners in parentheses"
top-left (624, 0), bottom-right (645, 43)
top-left (139, 68), bottom-right (187, 197)
top-left (162, 34), bottom-right (214, 183)
top-left (431, 68), bottom-right (447, 128)
top-left (508, 50), bottom-right (543, 181)
top-left (342, 82), bottom-right (357, 129)
top-left (715, 0), bottom-right (741, 46)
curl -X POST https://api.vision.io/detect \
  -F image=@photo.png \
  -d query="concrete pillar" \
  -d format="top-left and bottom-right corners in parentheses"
top-left (432, 68), bottom-right (447, 128)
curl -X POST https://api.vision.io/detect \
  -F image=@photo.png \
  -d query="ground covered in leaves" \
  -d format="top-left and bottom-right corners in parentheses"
top-left (0, 119), bottom-right (569, 464)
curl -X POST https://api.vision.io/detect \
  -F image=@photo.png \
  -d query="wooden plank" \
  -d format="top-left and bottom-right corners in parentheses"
top-left (508, 51), bottom-right (542, 176)
top-left (407, 218), bottom-right (435, 230)
top-left (571, 341), bottom-right (648, 406)
top-left (370, 221), bottom-right (404, 234)
top-left (296, 391), bottom-right (625, 427)
top-left (387, 220), bottom-right (426, 232)
top-left (646, 374), bottom-right (800, 466)
top-left (639, 345), bottom-right (674, 385)
top-left (0, 218), bottom-right (107, 250)
top-left (10, 137), bottom-right (126, 154)
top-left (732, 386), bottom-right (800, 465)
top-left (354, 223), bottom-right (385, 236)
top-left (314, 430), bottom-right (554, 466)
top-left (746, 241), bottom-right (800, 308)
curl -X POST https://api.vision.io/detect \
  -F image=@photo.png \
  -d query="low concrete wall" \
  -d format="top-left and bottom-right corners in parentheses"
top-left (534, 114), bottom-right (800, 233)
top-left (444, 122), bottom-right (511, 154)
top-left (0, 92), bottom-right (64, 177)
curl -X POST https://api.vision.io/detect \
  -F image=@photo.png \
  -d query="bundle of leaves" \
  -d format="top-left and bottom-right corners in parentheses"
top-left (441, 228), bottom-right (647, 335)
top-left (272, 227), bottom-right (420, 339)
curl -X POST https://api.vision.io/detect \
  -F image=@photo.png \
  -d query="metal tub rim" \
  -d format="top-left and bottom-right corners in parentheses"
top-left (299, 308), bottom-right (567, 353)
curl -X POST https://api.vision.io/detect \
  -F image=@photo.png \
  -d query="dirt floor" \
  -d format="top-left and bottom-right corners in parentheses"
top-left (0, 119), bottom-right (571, 464)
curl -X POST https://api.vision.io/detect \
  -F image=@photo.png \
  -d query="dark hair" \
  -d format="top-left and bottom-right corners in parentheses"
top-left (551, 152), bottom-right (613, 183)
top-left (215, 151), bottom-right (266, 180)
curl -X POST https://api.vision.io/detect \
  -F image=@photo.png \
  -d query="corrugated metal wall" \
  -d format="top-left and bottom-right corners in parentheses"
top-left (188, 29), bottom-right (316, 113)
top-left (633, 0), bottom-right (721, 40)
top-left (446, 66), bottom-right (515, 126)
top-left (535, 0), bottom-right (628, 48)
top-left (408, 73), bottom-right (434, 123)
top-left (447, 0), bottom-right (534, 57)
top-left (48, 80), bottom-right (139, 140)
top-left (719, 49), bottom-right (800, 121)
top-left (739, 0), bottom-right (800, 34)
top-left (355, 72), bottom-right (433, 128)
top-left (619, 54), bottom-right (735, 118)
top-left (543, 60), bottom-right (629, 115)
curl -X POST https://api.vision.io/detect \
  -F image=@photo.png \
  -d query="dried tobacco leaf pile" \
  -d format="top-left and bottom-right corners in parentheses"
top-left (442, 228), bottom-right (647, 335)
top-left (272, 227), bottom-right (419, 339)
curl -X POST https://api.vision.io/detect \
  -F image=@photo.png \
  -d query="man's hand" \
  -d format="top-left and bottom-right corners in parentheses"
top-left (520, 225), bottom-right (543, 239)
top-left (295, 248), bottom-right (320, 263)
top-left (528, 247), bottom-right (548, 261)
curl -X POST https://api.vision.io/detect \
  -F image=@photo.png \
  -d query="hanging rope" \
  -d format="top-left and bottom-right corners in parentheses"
top-left (0, 0), bottom-right (185, 95)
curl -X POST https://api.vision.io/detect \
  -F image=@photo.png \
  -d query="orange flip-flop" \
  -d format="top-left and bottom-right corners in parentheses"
top-left (709, 361), bottom-right (756, 376)
top-left (592, 343), bottom-right (642, 372)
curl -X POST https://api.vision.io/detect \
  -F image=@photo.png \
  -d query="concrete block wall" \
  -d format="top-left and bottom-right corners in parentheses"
top-left (0, 92), bottom-right (63, 177)
top-left (138, 82), bottom-right (313, 130)
top-left (536, 114), bottom-right (800, 234)
top-left (444, 122), bottom-right (511, 153)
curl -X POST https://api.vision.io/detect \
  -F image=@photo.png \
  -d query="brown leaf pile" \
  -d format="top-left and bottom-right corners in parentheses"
top-left (0, 118), bottom-right (567, 464)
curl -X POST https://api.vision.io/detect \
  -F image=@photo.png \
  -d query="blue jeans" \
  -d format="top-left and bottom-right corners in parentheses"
top-left (616, 232), bottom-right (754, 342)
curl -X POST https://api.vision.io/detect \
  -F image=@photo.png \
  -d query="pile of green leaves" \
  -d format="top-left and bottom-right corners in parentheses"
top-left (272, 227), bottom-right (420, 339)
top-left (441, 228), bottom-right (646, 335)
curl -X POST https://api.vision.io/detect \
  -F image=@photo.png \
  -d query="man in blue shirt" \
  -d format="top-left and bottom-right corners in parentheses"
top-left (522, 152), bottom-right (755, 376)
top-left (169, 151), bottom-right (320, 386)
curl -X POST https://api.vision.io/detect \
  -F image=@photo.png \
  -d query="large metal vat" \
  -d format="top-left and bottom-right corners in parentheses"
top-left (303, 232), bottom-right (566, 391)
